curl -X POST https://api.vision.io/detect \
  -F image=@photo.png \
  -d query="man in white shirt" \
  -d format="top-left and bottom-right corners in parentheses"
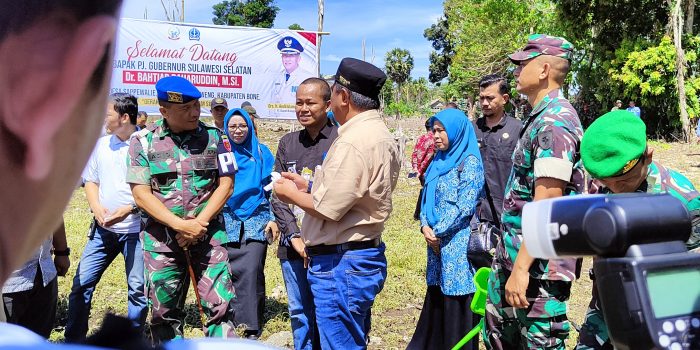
top-left (269, 36), bottom-right (315, 118)
top-left (64, 93), bottom-right (147, 342)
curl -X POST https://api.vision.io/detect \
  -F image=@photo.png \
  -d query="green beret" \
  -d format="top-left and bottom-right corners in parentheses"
top-left (581, 110), bottom-right (647, 179)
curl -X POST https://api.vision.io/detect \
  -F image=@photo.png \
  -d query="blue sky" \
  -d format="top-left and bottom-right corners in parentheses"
top-left (120, 0), bottom-right (443, 78)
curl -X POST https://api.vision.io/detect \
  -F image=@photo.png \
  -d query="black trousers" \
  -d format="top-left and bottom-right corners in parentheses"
top-left (414, 187), bottom-right (424, 221)
top-left (226, 239), bottom-right (267, 334)
top-left (407, 286), bottom-right (480, 350)
top-left (3, 267), bottom-right (58, 338)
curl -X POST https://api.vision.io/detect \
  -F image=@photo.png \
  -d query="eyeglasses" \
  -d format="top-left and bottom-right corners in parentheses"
top-left (228, 124), bottom-right (248, 131)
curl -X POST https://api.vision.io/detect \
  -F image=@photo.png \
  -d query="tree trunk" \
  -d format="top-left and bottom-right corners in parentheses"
top-left (396, 83), bottom-right (402, 119)
top-left (686, 0), bottom-right (695, 34)
top-left (669, 0), bottom-right (691, 142)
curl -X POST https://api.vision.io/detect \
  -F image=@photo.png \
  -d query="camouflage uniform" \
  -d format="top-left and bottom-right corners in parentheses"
top-left (484, 89), bottom-right (585, 349)
top-left (127, 119), bottom-right (237, 342)
top-left (458, 97), bottom-right (470, 111)
top-left (576, 161), bottom-right (700, 349)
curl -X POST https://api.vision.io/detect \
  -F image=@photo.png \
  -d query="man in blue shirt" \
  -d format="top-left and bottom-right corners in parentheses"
top-left (626, 100), bottom-right (641, 117)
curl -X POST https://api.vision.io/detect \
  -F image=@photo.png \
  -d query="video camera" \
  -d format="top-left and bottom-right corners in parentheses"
top-left (523, 193), bottom-right (700, 350)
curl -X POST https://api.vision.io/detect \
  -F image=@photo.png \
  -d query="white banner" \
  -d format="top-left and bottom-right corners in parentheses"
top-left (110, 18), bottom-right (319, 119)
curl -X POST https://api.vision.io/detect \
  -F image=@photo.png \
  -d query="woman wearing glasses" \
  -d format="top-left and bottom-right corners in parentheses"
top-left (222, 108), bottom-right (279, 339)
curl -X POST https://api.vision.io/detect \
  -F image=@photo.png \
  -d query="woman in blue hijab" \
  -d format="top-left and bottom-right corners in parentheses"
top-left (408, 108), bottom-right (485, 350)
top-left (221, 108), bottom-right (277, 339)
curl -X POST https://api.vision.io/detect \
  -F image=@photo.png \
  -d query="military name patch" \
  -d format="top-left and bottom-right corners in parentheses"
top-left (167, 91), bottom-right (183, 103)
top-left (149, 150), bottom-right (175, 162)
top-left (537, 130), bottom-right (553, 150)
top-left (191, 155), bottom-right (217, 170)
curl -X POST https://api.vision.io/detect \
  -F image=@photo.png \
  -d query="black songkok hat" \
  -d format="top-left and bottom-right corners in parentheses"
top-left (334, 58), bottom-right (387, 101)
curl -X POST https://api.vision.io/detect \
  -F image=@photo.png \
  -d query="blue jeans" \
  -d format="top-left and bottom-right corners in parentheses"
top-left (307, 243), bottom-right (387, 350)
top-left (281, 258), bottom-right (318, 350)
top-left (65, 225), bottom-right (147, 342)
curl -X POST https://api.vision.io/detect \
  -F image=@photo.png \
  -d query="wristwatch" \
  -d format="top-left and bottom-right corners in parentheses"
top-left (53, 248), bottom-right (71, 256)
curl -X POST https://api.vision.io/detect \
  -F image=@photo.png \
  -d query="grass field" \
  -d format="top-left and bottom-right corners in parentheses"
top-left (47, 116), bottom-right (700, 349)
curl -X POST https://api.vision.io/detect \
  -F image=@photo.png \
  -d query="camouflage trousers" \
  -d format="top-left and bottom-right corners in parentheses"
top-left (144, 243), bottom-right (236, 342)
top-left (576, 282), bottom-right (613, 350)
top-left (483, 259), bottom-right (572, 349)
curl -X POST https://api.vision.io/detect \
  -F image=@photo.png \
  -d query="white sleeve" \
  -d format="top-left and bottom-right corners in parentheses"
top-left (82, 142), bottom-right (100, 184)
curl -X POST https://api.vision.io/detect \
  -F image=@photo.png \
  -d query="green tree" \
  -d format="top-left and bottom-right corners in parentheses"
top-left (212, 0), bottom-right (279, 28)
top-left (556, 0), bottom-right (699, 138)
top-left (407, 77), bottom-right (431, 107)
top-left (379, 77), bottom-right (396, 110)
top-left (288, 23), bottom-right (304, 30)
top-left (555, 0), bottom-right (670, 127)
top-left (610, 36), bottom-right (700, 137)
top-left (424, 15), bottom-right (453, 83)
top-left (385, 48), bottom-right (414, 110)
top-left (445, 0), bottom-right (560, 95)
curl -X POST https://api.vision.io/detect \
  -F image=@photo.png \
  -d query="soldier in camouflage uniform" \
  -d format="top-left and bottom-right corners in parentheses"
top-left (576, 110), bottom-right (700, 350)
top-left (127, 76), bottom-right (238, 342)
top-left (483, 34), bottom-right (584, 349)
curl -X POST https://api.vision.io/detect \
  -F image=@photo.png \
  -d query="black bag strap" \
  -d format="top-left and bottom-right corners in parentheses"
top-left (482, 180), bottom-right (501, 227)
top-left (456, 158), bottom-right (501, 226)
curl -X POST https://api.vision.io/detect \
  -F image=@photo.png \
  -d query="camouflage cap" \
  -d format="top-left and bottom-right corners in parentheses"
top-left (508, 34), bottom-right (574, 63)
top-left (210, 97), bottom-right (228, 109)
top-left (243, 105), bottom-right (258, 118)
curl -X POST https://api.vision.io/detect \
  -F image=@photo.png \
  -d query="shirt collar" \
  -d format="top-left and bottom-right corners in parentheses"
top-left (476, 113), bottom-right (509, 131)
top-left (300, 120), bottom-right (335, 142)
top-left (526, 89), bottom-right (563, 121)
top-left (109, 134), bottom-right (129, 147)
top-left (154, 119), bottom-right (202, 138)
top-left (154, 119), bottom-right (170, 138)
top-left (109, 126), bottom-right (139, 145)
top-left (645, 161), bottom-right (659, 191)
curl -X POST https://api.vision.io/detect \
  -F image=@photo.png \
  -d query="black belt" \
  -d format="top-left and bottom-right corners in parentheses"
top-left (306, 238), bottom-right (382, 256)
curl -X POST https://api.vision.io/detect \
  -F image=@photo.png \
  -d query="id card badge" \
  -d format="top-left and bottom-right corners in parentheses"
top-left (286, 161), bottom-right (298, 174)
